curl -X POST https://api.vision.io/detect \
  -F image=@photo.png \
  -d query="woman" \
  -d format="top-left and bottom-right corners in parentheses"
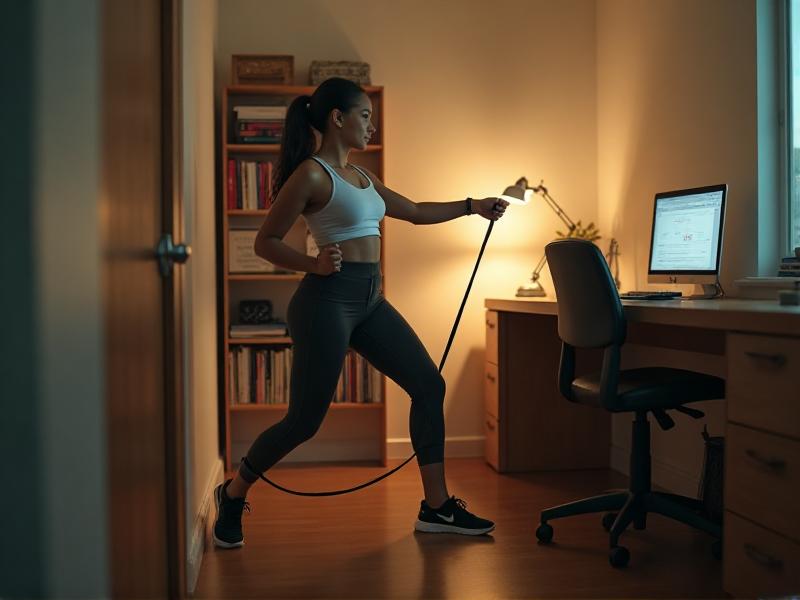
top-left (214, 77), bottom-right (509, 548)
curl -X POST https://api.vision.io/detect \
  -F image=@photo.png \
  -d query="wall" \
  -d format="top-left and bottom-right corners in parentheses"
top-left (0, 0), bottom-right (109, 597)
top-left (182, 0), bottom-right (221, 593)
top-left (596, 0), bottom-right (758, 494)
top-left (216, 0), bottom-right (598, 458)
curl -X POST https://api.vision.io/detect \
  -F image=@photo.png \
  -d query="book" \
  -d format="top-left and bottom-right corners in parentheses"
top-left (230, 323), bottom-right (288, 337)
top-left (233, 105), bottom-right (287, 120)
top-left (228, 229), bottom-right (274, 273)
top-left (227, 159), bottom-right (236, 210)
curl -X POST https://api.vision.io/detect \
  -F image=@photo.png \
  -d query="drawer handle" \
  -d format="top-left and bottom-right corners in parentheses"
top-left (745, 448), bottom-right (787, 472)
top-left (486, 420), bottom-right (496, 431)
top-left (744, 351), bottom-right (787, 368)
top-left (486, 321), bottom-right (496, 329)
top-left (486, 373), bottom-right (496, 382)
top-left (743, 543), bottom-right (783, 570)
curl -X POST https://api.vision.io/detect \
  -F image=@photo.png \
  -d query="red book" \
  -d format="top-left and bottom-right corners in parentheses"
top-left (266, 162), bottom-right (274, 209)
top-left (227, 159), bottom-right (236, 210)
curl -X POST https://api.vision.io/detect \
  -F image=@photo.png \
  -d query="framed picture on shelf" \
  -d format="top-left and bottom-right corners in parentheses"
top-left (228, 229), bottom-right (274, 273)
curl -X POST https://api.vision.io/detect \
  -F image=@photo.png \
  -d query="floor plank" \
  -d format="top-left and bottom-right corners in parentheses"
top-left (193, 458), bottom-right (725, 599)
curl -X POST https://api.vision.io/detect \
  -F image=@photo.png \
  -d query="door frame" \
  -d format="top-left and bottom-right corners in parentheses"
top-left (161, 0), bottom-right (188, 597)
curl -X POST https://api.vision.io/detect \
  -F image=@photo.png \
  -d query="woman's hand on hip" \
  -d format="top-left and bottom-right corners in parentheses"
top-left (475, 197), bottom-right (509, 221)
top-left (315, 244), bottom-right (342, 275)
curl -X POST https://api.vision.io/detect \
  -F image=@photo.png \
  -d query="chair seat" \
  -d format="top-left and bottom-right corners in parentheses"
top-left (571, 367), bottom-right (725, 412)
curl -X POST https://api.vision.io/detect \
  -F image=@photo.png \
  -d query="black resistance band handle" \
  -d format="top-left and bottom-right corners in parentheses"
top-left (247, 218), bottom-right (497, 496)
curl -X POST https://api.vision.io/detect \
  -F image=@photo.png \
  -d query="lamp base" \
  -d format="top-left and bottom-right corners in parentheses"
top-left (516, 280), bottom-right (546, 297)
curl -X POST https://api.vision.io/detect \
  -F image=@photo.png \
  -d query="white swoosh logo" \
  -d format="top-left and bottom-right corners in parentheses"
top-left (436, 513), bottom-right (455, 523)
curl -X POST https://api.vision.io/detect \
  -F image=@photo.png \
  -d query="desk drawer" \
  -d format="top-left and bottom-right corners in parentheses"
top-left (486, 310), bottom-right (498, 365)
top-left (727, 333), bottom-right (800, 439)
top-left (725, 423), bottom-right (800, 542)
top-left (723, 511), bottom-right (800, 599)
top-left (484, 412), bottom-right (499, 471)
top-left (484, 362), bottom-right (499, 420)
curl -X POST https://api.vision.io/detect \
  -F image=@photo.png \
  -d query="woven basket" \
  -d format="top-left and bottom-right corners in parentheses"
top-left (309, 61), bottom-right (371, 86)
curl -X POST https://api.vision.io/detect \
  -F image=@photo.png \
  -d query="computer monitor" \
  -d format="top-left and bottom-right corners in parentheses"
top-left (647, 184), bottom-right (727, 292)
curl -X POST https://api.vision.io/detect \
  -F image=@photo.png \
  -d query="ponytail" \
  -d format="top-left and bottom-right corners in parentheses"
top-left (272, 94), bottom-right (315, 199)
top-left (272, 78), bottom-right (366, 199)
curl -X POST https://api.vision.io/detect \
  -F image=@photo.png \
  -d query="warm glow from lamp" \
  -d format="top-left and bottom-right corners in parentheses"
top-left (500, 176), bottom-right (578, 297)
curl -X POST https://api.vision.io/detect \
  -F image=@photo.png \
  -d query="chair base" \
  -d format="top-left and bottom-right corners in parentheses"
top-left (537, 488), bottom-right (721, 567)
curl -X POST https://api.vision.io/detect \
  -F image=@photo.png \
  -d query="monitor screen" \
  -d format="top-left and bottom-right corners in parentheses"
top-left (648, 184), bottom-right (726, 278)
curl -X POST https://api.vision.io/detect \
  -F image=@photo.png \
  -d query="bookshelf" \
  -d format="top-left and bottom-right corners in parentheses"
top-left (219, 84), bottom-right (387, 473)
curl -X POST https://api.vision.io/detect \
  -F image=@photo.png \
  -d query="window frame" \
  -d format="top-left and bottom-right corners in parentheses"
top-left (784, 0), bottom-right (798, 251)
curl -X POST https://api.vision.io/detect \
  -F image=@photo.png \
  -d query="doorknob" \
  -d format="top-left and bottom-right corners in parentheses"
top-left (156, 233), bottom-right (192, 277)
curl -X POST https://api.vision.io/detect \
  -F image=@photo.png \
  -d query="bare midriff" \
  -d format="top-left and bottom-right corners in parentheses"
top-left (337, 235), bottom-right (381, 263)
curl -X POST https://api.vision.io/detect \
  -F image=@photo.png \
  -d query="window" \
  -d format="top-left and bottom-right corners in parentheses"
top-left (789, 0), bottom-right (800, 249)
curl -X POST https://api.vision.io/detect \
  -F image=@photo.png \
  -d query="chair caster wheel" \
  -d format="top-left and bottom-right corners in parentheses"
top-left (535, 523), bottom-right (553, 544)
top-left (602, 512), bottom-right (617, 532)
top-left (712, 539), bottom-right (723, 560)
top-left (609, 545), bottom-right (630, 568)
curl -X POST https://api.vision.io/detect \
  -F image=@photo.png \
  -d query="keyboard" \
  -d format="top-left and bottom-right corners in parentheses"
top-left (619, 291), bottom-right (682, 300)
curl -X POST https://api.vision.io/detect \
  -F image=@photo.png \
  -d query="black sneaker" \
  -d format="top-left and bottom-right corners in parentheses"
top-left (212, 479), bottom-right (250, 549)
top-left (414, 496), bottom-right (495, 535)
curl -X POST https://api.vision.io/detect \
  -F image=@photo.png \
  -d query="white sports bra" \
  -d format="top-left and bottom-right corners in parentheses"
top-left (303, 156), bottom-right (386, 247)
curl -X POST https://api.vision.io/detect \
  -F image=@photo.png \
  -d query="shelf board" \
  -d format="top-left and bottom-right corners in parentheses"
top-left (227, 336), bottom-right (292, 345)
top-left (227, 273), bottom-right (304, 281)
top-left (226, 143), bottom-right (382, 154)
top-left (227, 209), bottom-right (268, 216)
top-left (227, 84), bottom-right (383, 95)
top-left (230, 402), bottom-right (383, 412)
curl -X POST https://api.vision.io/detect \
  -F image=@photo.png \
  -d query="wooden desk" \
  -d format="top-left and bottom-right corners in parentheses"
top-left (485, 297), bottom-right (800, 598)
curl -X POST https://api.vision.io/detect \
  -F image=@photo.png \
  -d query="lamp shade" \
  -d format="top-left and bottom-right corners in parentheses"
top-left (499, 178), bottom-right (532, 205)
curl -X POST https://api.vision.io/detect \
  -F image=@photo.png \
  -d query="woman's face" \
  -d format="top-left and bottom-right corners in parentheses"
top-left (334, 94), bottom-right (376, 150)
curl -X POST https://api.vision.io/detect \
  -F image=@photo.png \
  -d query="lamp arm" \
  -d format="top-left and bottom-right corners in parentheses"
top-left (524, 179), bottom-right (577, 232)
top-left (538, 190), bottom-right (577, 232)
top-left (531, 253), bottom-right (547, 278)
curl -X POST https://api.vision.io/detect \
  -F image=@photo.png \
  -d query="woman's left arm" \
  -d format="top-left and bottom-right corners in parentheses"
top-left (362, 168), bottom-right (508, 224)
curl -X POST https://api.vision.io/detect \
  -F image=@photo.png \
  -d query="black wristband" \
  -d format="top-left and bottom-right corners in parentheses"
top-left (466, 197), bottom-right (473, 215)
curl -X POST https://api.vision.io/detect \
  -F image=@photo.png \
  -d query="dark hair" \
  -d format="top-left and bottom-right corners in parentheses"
top-left (272, 77), bottom-right (366, 199)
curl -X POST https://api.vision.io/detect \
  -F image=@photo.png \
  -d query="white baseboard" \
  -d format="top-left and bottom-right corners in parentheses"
top-left (186, 458), bottom-right (224, 595)
top-left (387, 435), bottom-right (484, 460)
top-left (610, 444), bottom-right (700, 498)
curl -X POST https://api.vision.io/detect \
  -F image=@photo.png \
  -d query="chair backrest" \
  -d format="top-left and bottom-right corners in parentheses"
top-left (545, 239), bottom-right (626, 349)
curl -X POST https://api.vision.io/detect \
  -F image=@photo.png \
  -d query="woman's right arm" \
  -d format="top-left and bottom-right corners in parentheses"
top-left (254, 162), bottom-right (324, 274)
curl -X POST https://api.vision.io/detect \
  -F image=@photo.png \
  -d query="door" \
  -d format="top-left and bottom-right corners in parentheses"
top-left (101, 0), bottom-right (187, 596)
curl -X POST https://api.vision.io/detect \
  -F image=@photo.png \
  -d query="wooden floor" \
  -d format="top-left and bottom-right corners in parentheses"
top-left (192, 458), bottom-right (726, 599)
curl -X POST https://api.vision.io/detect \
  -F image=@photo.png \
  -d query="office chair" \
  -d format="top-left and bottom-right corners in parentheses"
top-left (536, 238), bottom-right (724, 568)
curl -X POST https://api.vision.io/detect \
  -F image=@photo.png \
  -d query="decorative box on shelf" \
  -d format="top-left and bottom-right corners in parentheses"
top-left (309, 60), bottom-right (371, 85)
top-left (232, 54), bottom-right (293, 85)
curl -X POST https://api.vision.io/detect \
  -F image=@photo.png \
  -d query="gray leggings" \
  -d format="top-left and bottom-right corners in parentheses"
top-left (239, 261), bottom-right (445, 483)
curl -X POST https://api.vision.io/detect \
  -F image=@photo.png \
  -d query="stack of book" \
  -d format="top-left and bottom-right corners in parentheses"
top-left (227, 346), bottom-right (383, 406)
top-left (778, 254), bottom-right (800, 277)
top-left (233, 105), bottom-right (286, 143)
top-left (230, 322), bottom-right (288, 338)
top-left (228, 346), bottom-right (292, 405)
top-left (227, 159), bottom-right (272, 210)
top-left (332, 351), bottom-right (383, 404)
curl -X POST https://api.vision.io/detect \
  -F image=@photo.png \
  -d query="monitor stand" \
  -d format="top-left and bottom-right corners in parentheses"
top-left (684, 282), bottom-right (721, 300)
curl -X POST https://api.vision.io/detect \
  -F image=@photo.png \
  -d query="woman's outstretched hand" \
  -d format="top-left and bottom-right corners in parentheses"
top-left (315, 243), bottom-right (342, 275)
top-left (475, 197), bottom-right (509, 221)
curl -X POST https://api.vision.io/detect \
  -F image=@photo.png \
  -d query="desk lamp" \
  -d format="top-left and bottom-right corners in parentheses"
top-left (500, 177), bottom-right (577, 297)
